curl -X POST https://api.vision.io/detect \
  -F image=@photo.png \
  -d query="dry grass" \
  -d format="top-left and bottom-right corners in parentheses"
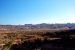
top-left (0, 28), bottom-right (72, 44)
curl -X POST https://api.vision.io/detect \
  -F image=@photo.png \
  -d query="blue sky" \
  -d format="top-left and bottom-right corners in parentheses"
top-left (0, 0), bottom-right (75, 25)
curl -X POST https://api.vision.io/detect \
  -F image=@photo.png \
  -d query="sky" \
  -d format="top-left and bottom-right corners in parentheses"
top-left (0, 0), bottom-right (75, 25)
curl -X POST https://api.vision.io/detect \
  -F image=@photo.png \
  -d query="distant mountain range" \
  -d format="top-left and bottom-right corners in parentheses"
top-left (24, 23), bottom-right (75, 29)
top-left (0, 23), bottom-right (75, 30)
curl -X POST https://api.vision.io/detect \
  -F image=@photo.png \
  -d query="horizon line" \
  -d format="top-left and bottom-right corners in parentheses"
top-left (0, 23), bottom-right (75, 25)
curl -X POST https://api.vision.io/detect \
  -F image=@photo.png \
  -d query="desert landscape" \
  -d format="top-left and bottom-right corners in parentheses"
top-left (0, 24), bottom-right (75, 50)
top-left (0, 0), bottom-right (75, 50)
